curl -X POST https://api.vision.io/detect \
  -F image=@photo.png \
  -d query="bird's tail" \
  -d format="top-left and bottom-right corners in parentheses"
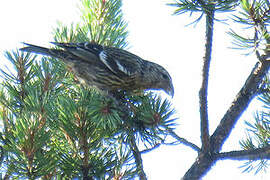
top-left (20, 43), bottom-right (67, 59)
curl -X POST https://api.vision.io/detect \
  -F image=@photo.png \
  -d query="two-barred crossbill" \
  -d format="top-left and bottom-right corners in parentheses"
top-left (20, 42), bottom-right (174, 96)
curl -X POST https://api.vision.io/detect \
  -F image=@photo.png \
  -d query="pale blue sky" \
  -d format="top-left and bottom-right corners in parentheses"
top-left (0, 0), bottom-right (269, 179)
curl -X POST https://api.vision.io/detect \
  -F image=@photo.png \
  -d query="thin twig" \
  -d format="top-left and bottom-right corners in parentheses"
top-left (167, 128), bottom-right (200, 152)
top-left (140, 143), bottom-right (162, 154)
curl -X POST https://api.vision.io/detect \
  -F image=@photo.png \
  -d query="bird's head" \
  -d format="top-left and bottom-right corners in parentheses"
top-left (147, 62), bottom-right (174, 97)
top-left (159, 67), bottom-right (174, 97)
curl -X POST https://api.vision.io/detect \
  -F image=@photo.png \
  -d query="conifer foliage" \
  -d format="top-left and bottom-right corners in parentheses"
top-left (0, 0), bottom-right (175, 179)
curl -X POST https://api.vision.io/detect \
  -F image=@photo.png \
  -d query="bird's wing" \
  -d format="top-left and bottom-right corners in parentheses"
top-left (100, 47), bottom-right (143, 76)
top-left (51, 42), bottom-right (102, 62)
top-left (53, 42), bottom-right (143, 76)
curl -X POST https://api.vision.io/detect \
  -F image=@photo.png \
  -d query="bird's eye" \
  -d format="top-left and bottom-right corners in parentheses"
top-left (162, 73), bottom-right (168, 79)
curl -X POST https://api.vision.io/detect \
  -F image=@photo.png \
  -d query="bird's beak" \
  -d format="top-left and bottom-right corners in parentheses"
top-left (166, 82), bottom-right (174, 97)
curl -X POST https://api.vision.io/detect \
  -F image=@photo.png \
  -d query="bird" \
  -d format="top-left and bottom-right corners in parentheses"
top-left (20, 42), bottom-right (174, 97)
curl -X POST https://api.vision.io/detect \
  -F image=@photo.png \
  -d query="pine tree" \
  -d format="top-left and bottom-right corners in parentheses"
top-left (1, 0), bottom-right (269, 179)
top-left (0, 0), bottom-right (176, 179)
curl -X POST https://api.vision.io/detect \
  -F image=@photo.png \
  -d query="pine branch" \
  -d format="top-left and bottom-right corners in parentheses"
top-left (199, 7), bottom-right (215, 153)
top-left (210, 60), bottom-right (270, 151)
top-left (216, 145), bottom-right (270, 161)
top-left (0, 146), bottom-right (3, 165)
top-left (183, 60), bottom-right (270, 179)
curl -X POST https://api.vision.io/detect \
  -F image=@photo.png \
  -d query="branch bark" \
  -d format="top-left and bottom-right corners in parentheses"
top-left (183, 60), bottom-right (270, 179)
top-left (183, 152), bottom-right (216, 180)
top-left (216, 145), bottom-right (270, 161)
top-left (210, 61), bottom-right (270, 152)
top-left (199, 7), bottom-right (215, 153)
